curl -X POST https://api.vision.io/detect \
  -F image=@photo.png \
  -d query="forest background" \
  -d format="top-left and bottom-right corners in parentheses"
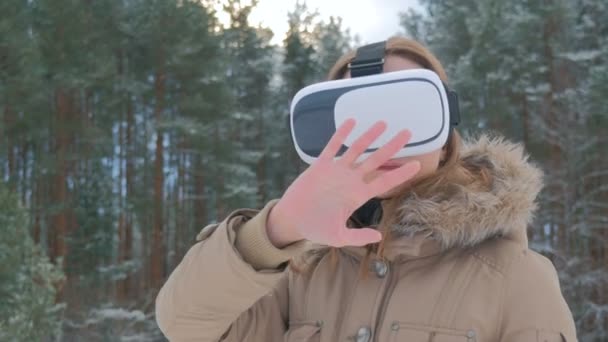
top-left (1, 0), bottom-right (606, 340)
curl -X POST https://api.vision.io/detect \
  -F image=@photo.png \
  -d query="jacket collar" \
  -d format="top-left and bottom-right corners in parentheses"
top-left (342, 134), bottom-right (542, 262)
top-left (341, 231), bottom-right (443, 263)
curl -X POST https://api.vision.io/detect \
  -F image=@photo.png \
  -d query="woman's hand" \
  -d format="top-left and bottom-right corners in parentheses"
top-left (267, 118), bottom-right (420, 248)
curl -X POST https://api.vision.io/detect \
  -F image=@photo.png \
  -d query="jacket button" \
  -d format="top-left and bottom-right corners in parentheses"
top-left (372, 260), bottom-right (388, 278)
top-left (356, 326), bottom-right (371, 342)
top-left (467, 329), bottom-right (476, 341)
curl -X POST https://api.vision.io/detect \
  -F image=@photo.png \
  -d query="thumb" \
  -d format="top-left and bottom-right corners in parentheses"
top-left (338, 227), bottom-right (382, 247)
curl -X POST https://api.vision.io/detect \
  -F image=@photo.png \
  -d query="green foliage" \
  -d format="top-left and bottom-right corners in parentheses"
top-left (312, 16), bottom-right (353, 79)
top-left (0, 184), bottom-right (65, 341)
top-left (282, 1), bottom-right (319, 98)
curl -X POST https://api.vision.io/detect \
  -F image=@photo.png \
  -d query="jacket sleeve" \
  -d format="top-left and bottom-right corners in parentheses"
top-left (155, 199), bottom-right (311, 341)
top-left (499, 249), bottom-right (578, 342)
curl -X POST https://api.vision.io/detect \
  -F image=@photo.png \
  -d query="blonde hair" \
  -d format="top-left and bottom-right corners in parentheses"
top-left (290, 37), bottom-right (490, 277)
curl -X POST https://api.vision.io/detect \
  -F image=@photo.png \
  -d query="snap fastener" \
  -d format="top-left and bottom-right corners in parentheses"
top-left (467, 329), bottom-right (476, 341)
top-left (316, 320), bottom-right (324, 327)
top-left (372, 260), bottom-right (388, 278)
top-left (390, 322), bottom-right (399, 331)
top-left (356, 326), bottom-right (371, 342)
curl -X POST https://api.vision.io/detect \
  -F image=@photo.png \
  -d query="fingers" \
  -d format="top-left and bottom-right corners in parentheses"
top-left (334, 227), bottom-right (382, 247)
top-left (366, 160), bottom-right (421, 198)
top-left (339, 120), bottom-right (387, 166)
top-left (318, 118), bottom-right (356, 162)
top-left (357, 129), bottom-right (412, 174)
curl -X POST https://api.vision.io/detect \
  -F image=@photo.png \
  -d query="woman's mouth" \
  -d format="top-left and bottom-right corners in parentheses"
top-left (377, 163), bottom-right (402, 171)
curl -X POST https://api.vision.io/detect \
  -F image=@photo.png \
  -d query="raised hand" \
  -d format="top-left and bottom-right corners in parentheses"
top-left (267, 118), bottom-right (420, 248)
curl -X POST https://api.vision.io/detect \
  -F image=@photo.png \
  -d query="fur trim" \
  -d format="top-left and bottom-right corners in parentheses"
top-left (393, 134), bottom-right (543, 250)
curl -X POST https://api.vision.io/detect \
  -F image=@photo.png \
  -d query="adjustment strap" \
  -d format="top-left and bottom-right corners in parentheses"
top-left (444, 85), bottom-right (460, 127)
top-left (348, 41), bottom-right (386, 77)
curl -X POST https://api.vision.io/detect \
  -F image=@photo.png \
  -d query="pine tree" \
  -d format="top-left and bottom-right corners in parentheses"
top-left (282, 1), bottom-right (318, 99)
top-left (312, 16), bottom-right (354, 80)
top-left (0, 183), bottom-right (64, 341)
top-left (217, 0), bottom-right (277, 213)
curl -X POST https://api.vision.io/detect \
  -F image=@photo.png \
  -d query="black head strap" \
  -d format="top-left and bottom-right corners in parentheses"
top-left (445, 85), bottom-right (460, 127)
top-left (348, 41), bottom-right (386, 77)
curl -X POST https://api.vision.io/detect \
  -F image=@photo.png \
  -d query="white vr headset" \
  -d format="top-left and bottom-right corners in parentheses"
top-left (288, 41), bottom-right (460, 165)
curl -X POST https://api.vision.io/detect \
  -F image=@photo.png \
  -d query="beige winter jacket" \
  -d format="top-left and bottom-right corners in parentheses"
top-left (156, 135), bottom-right (578, 341)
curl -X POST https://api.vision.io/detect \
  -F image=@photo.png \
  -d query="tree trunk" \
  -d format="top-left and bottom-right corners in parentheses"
top-left (175, 137), bottom-right (186, 263)
top-left (124, 93), bottom-right (135, 299)
top-left (33, 171), bottom-right (42, 245)
top-left (50, 87), bottom-right (71, 299)
top-left (117, 83), bottom-right (127, 302)
top-left (20, 142), bottom-right (28, 205)
top-left (520, 93), bottom-right (533, 241)
top-left (542, 10), bottom-right (567, 253)
top-left (4, 105), bottom-right (16, 190)
top-left (116, 50), bottom-right (134, 302)
top-left (139, 106), bottom-right (150, 295)
top-left (150, 66), bottom-right (166, 290)
top-left (193, 153), bottom-right (207, 238)
top-left (256, 111), bottom-right (267, 207)
top-left (214, 124), bottom-right (226, 220)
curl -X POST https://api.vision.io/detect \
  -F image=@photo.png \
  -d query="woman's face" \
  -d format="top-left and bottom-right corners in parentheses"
top-left (343, 55), bottom-right (445, 198)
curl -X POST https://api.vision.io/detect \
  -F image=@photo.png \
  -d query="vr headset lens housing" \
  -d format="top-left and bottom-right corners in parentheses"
top-left (289, 68), bottom-right (459, 165)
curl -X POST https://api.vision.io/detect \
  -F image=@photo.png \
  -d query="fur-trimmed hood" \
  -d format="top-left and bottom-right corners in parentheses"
top-left (390, 134), bottom-right (543, 251)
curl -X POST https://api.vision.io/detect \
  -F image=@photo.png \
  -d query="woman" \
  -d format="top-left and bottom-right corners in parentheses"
top-left (156, 37), bottom-right (577, 341)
